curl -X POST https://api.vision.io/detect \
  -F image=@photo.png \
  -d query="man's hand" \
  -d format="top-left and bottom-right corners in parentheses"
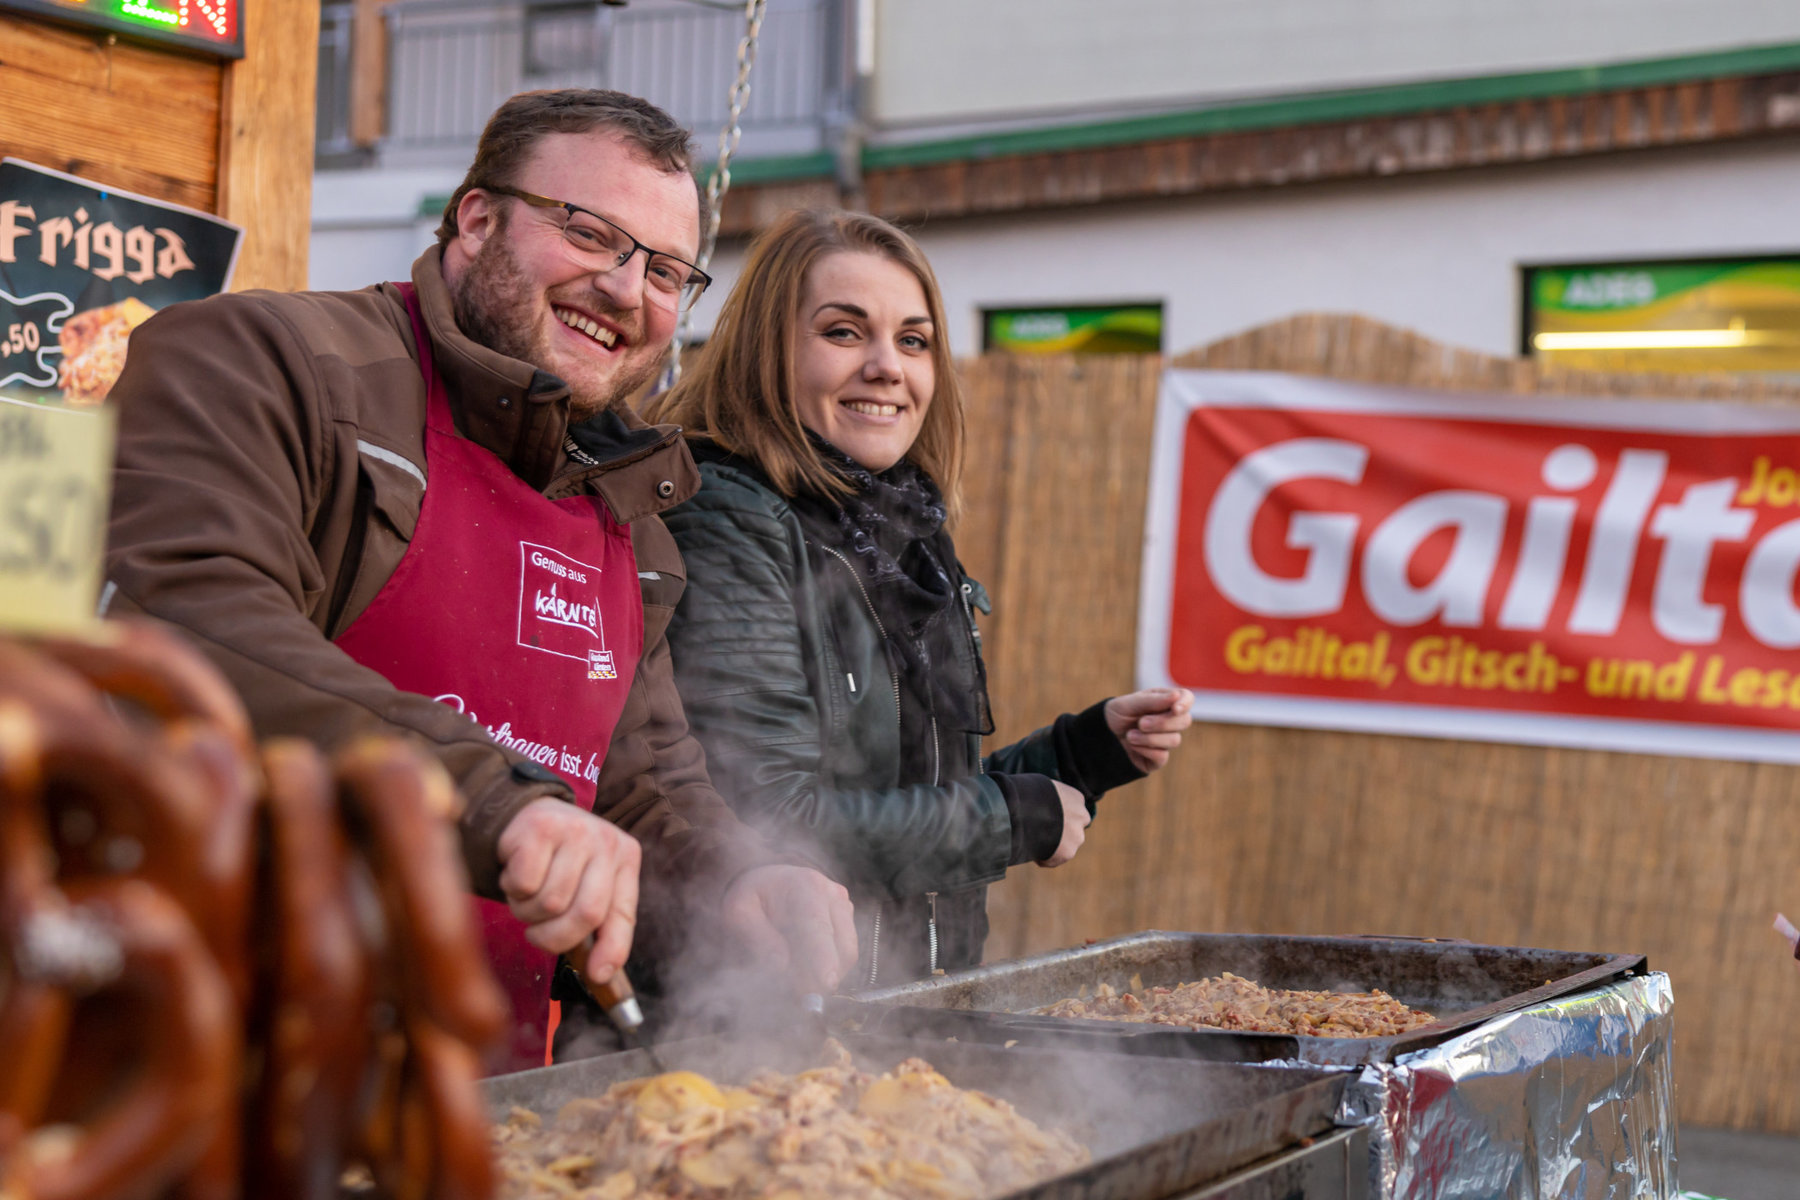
top-left (496, 798), bottom-right (641, 983)
top-left (719, 865), bottom-right (858, 994)
top-left (1104, 688), bottom-right (1196, 773)
top-left (1037, 781), bottom-right (1092, 868)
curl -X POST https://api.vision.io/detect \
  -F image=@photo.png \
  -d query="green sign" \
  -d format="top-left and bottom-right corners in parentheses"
top-left (0, 0), bottom-right (243, 59)
top-left (1532, 260), bottom-right (1800, 315)
top-left (985, 304), bottom-right (1163, 355)
top-left (1524, 256), bottom-right (1800, 373)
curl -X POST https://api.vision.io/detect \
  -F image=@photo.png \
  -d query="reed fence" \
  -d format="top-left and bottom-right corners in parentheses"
top-left (956, 313), bottom-right (1800, 1132)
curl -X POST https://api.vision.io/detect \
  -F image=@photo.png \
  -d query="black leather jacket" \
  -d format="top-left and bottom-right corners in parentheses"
top-left (662, 449), bottom-right (1139, 985)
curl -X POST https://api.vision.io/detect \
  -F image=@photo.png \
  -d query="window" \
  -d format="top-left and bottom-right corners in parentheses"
top-left (524, 1), bottom-right (605, 78)
top-left (983, 303), bottom-right (1163, 355)
top-left (1521, 256), bottom-right (1800, 374)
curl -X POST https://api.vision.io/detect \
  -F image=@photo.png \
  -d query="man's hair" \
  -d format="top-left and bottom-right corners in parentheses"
top-left (641, 209), bottom-right (966, 522)
top-left (436, 89), bottom-right (702, 246)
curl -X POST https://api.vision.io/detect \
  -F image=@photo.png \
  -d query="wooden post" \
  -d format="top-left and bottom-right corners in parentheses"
top-left (349, 0), bottom-right (391, 150)
top-left (216, 0), bottom-right (320, 292)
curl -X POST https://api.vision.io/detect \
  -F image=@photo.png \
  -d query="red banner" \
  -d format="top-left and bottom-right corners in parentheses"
top-left (1138, 371), bottom-right (1800, 761)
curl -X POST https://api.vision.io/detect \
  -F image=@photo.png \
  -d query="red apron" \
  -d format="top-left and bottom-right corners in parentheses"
top-left (334, 283), bottom-right (643, 1072)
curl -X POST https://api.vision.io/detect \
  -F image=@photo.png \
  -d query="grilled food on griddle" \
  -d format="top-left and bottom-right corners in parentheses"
top-left (1038, 971), bottom-right (1435, 1037)
top-left (494, 1039), bottom-right (1089, 1200)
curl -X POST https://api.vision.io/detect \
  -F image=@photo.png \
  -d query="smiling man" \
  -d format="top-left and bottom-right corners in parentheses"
top-left (103, 90), bottom-right (858, 1072)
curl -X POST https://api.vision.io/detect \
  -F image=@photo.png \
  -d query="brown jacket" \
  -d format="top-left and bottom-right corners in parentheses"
top-left (104, 248), bottom-right (780, 945)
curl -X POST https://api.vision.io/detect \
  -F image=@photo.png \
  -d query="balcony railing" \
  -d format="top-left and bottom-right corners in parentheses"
top-left (318, 0), bottom-right (852, 168)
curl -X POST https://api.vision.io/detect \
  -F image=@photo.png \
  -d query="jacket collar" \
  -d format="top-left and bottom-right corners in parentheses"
top-left (405, 247), bottom-right (697, 516)
top-left (559, 407), bottom-right (701, 524)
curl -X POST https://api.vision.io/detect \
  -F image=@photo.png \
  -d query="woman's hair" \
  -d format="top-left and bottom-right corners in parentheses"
top-left (642, 209), bottom-right (964, 520)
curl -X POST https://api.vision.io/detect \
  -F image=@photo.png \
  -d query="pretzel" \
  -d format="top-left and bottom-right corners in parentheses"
top-left (0, 644), bottom-right (211, 905)
top-left (0, 642), bottom-right (254, 997)
top-left (347, 1023), bottom-right (412, 1196)
top-left (29, 617), bottom-right (253, 754)
top-left (353, 1018), bottom-right (493, 1200)
top-left (335, 738), bottom-right (503, 1200)
top-left (4, 631), bottom-right (507, 1200)
top-left (5, 631), bottom-right (260, 1004)
top-left (0, 700), bottom-right (73, 1142)
top-left (3, 877), bottom-right (235, 1200)
top-left (333, 738), bottom-right (505, 1049)
top-left (159, 720), bottom-right (261, 1008)
top-left (155, 723), bottom-right (261, 1200)
top-left (401, 1019), bottom-right (495, 1200)
top-left (0, 642), bottom-right (101, 721)
top-left (0, 645), bottom-right (252, 1200)
top-left (246, 739), bottom-right (373, 1200)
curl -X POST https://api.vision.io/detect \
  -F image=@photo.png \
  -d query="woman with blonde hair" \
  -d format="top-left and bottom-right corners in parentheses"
top-left (645, 209), bottom-right (1193, 985)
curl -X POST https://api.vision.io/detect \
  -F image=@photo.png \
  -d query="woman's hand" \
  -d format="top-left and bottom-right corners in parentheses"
top-left (1036, 782), bottom-right (1092, 868)
top-left (1104, 688), bottom-right (1196, 774)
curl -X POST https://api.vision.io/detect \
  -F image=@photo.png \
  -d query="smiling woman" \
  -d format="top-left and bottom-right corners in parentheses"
top-left (641, 210), bottom-right (1196, 987)
top-left (791, 252), bottom-right (937, 475)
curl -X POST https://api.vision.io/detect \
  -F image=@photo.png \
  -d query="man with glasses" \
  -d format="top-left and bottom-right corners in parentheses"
top-left (103, 90), bottom-right (859, 1071)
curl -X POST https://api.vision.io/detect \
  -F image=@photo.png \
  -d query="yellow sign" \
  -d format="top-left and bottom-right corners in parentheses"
top-left (0, 396), bottom-right (114, 634)
top-left (1526, 260), bottom-right (1800, 374)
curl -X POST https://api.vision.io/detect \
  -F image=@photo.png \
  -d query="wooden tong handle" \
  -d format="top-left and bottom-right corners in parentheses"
top-left (566, 936), bottom-right (643, 1033)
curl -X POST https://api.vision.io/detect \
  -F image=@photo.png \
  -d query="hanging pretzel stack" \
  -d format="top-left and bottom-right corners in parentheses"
top-left (0, 618), bottom-right (506, 1200)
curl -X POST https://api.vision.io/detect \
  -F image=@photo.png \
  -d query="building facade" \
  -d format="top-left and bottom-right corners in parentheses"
top-left (310, 0), bottom-right (1800, 368)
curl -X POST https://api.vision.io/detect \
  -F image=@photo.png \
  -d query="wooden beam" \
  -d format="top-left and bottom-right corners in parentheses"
top-left (348, 0), bottom-right (390, 149)
top-left (216, 0), bottom-right (320, 292)
top-left (0, 13), bottom-right (221, 212)
top-left (716, 70), bottom-right (1800, 236)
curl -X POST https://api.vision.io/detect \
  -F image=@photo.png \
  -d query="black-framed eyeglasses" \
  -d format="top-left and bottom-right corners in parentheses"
top-left (485, 184), bottom-right (712, 312)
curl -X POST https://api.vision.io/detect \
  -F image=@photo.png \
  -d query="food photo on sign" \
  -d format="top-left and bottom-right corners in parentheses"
top-left (1137, 369), bottom-right (1800, 764)
top-left (0, 157), bottom-right (243, 409)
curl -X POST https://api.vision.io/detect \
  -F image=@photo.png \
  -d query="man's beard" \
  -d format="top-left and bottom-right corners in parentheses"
top-left (450, 229), bottom-right (665, 421)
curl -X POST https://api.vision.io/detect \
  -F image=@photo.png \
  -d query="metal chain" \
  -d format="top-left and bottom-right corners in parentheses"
top-left (659, 0), bottom-right (767, 393)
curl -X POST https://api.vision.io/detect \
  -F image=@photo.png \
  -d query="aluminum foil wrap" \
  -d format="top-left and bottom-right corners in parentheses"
top-left (1340, 972), bottom-right (1676, 1200)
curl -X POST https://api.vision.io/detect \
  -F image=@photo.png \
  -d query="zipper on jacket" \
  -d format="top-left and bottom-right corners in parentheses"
top-left (322, 479), bottom-right (375, 638)
top-left (867, 901), bottom-right (883, 987)
top-left (960, 581), bottom-right (982, 653)
top-left (926, 891), bottom-right (939, 974)
top-left (818, 544), bottom-right (902, 743)
top-left (819, 543), bottom-right (924, 990)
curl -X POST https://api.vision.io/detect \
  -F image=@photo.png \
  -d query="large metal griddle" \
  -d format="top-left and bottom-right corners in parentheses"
top-left (1173, 1125), bottom-right (1369, 1200)
top-left (486, 1032), bottom-right (1348, 1200)
top-left (841, 930), bottom-right (1648, 1066)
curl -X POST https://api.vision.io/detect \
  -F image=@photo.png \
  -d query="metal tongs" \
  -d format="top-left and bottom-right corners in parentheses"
top-left (567, 933), bottom-right (668, 1071)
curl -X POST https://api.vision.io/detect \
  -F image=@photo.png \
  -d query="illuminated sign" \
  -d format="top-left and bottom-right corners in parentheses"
top-left (1522, 255), bottom-right (1800, 374)
top-left (984, 303), bottom-right (1164, 355)
top-left (0, 0), bottom-right (243, 59)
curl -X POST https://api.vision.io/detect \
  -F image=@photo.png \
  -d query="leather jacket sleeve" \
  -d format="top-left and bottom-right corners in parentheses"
top-left (984, 701), bottom-right (1144, 803)
top-left (662, 477), bottom-right (1014, 901)
top-left (590, 522), bottom-right (799, 961)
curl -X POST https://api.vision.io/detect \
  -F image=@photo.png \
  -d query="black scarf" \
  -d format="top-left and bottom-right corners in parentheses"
top-left (799, 437), bottom-right (992, 751)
